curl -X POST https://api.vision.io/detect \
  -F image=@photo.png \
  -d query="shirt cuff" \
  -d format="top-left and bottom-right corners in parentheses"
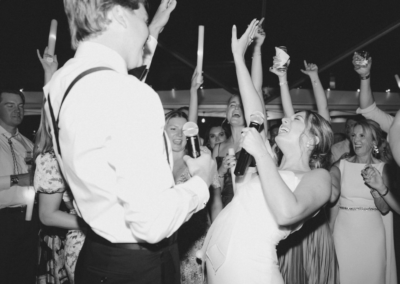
top-left (142, 35), bottom-right (158, 68)
top-left (182, 175), bottom-right (209, 210)
top-left (0, 176), bottom-right (10, 191)
top-left (356, 102), bottom-right (376, 114)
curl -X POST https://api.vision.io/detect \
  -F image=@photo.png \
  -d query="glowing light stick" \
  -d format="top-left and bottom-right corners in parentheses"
top-left (229, 148), bottom-right (237, 193)
top-left (47, 20), bottom-right (58, 62)
top-left (196, 26), bottom-right (204, 84)
top-left (25, 186), bottom-right (36, 221)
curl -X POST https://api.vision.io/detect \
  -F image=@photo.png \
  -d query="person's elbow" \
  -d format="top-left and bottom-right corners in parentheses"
top-left (39, 209), bottom-right (55, 226)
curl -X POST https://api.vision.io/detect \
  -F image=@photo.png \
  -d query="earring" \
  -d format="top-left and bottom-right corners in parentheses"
top-left (373, 145), bottom-right (379, 154)
top-left (306, 142), bottom-right (310, 148)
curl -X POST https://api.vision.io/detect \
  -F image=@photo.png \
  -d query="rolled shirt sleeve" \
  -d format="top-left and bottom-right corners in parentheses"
top-left (356, 102), bottom-right (394, 133)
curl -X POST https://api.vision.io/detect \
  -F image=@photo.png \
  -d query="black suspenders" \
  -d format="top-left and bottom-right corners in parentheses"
top-left (47, 67), bottom-right (114, 157)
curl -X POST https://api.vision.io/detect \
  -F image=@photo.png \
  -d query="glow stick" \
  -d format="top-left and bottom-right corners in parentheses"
top-left (196, 26), bottom-right (204, 84)
top-left (229, 148), bottom-right (237, 193)
top-left (395, 74), bottom-right (400, 89)
top-left (47, 19), bottom-right (58, 62)
top-left (25, 186), bottom-right (36, 221)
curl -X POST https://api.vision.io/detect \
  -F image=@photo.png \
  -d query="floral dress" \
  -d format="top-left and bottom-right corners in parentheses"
top-left (34, 151), bottom-right (85, 284)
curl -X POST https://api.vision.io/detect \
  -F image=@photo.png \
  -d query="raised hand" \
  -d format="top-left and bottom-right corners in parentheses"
top-left (352, 52), bottom-right (371, 76)
top-left (190, 68), bottom-right (203, 90)
top-left (37, 47), bottom-right (58, 75)
top-left (149, 0), bottom-right (177, 37)
top-left (253, 18), bottom-right (265, 47)
top-left (269, 56), bottom-right (288, 78)
top-left (231, 18), bottom-right (259, 58)
top-left (300, 60), bottom-right (318, 77)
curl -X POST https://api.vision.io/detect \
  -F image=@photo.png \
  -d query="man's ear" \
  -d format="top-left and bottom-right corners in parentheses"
top-left (110, 5), bottom-right (127, 29)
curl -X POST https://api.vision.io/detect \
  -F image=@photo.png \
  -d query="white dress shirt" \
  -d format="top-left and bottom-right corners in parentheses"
top-left (0, 125), bottom-right (33, 208)
top-left (43, 41), bottom-right (209, 244)
top-left (356, 102), bottom-right (394, 133)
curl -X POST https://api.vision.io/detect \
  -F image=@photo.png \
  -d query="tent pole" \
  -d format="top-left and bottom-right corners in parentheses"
top-left (158, 41), bottom-right (237, 94)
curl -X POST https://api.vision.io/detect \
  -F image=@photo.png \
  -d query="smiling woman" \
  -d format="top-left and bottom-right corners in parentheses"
top-left (330, 119), bottom-right (400, 284)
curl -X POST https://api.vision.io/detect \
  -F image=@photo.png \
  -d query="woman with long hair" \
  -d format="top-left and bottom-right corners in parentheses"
top-left (199, 19), bottom-right (333, 284)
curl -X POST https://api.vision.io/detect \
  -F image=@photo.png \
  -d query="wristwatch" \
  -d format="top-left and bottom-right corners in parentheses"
top-left (10, 175), bottom-right (19, 186)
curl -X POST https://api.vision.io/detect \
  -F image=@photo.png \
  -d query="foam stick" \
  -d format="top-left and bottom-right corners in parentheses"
top-left (196, 26), bottom-right (204, 84)
top-left (395, 74), bottom-right (400, 89)
top-left (47, 19), bottom-right (58, 62)
top-left (25, 186), bottom-right (36, 221)
top-left (229, 148), bottom-right (237, 193)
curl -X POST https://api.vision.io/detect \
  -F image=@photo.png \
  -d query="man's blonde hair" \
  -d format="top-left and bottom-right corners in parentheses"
top-left (63, 0), bottom-right (147, 49)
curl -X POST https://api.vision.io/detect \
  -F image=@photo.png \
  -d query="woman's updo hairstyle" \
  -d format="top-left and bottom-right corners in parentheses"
top-left (302, 111), bottom-right (334, 170)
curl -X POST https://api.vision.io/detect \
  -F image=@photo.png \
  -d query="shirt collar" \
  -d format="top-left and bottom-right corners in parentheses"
top-left (74, 41), bottom-right (128, 75)
top-left (0, 124), bottom-right (19, 139)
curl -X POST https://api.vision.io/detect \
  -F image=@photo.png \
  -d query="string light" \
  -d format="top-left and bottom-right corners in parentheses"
top-left (201, 118), bottom-right (205, 123)
top-left (327, 88), bottom-right (330, 91)
top-left (386, 89), bottom-right (390, 93)
top-left (357, 89), bottom-right (360, 92)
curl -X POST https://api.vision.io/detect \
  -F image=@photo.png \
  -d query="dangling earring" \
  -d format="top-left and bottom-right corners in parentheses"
top-left (373, 145), bottom-right (379, 154)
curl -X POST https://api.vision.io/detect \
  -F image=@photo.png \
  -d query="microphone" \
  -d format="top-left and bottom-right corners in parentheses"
top-left (234, 112), bottom-right (265, 176)
top-left (183, 122), bottom-right (201, 159)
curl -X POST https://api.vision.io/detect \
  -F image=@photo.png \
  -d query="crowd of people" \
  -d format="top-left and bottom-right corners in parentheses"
top-left (0, 0), bottom-right (399, 284)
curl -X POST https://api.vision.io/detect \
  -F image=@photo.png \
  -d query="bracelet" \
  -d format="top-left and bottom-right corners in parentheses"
top-left (279, 81), bottom-right (288, 86)
top-left (10, 175), bottom-right (19, 187)
top-left (360, 73), bottom-right (370, 80)
top-left (380, 186), bottom-right (389, 197)
top-left (218, 173), bottom-right (226, 179)
top-left (252, 53), bottom-right (262, 58)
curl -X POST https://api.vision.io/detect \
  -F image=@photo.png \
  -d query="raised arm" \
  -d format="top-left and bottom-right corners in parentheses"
top-left (241, 127), bottom-right (331, 226)
top-left (188, 69), bottom-right (203, 123)
top-left (329, 162), bottom-right (341, 231)
top-left (354, 53), bottom-right (374, 109)
top-left (37, 47), bottom-right (58, 85)
top-left (389, 110), bottom-right (400, 166)
top-left (270, 58), bottom-right (294, 118)
top-left (142, 0), bottom-right (177, 82)
top-left (251, 18), bottom-right (265, 98)
top-left (231, 19), bottom-right (267, 130)
top-left (301, 61), bottom-right (330, 121)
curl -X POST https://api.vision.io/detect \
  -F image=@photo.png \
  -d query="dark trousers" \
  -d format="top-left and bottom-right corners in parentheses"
top-left (0, 206), bottom-right (39, 284)
top-left (75, 232), bottom-right (180, 284)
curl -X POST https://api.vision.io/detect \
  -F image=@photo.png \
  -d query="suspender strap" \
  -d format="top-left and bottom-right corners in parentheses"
top-left (47, 67), bottom-right (114, 157)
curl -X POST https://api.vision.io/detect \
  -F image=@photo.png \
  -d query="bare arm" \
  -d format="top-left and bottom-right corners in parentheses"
top-left (389, 110), bottom-right (400, 166)
top-left (39, 193), bottom-right (84, 230)
top-left (209, 186), bottom-right (223, 222)
top-left (231, 20), bottom-right (268, 133)
top-left (242, 128), bottom-right (331, 226)
top-left (301, 61), bottom-right (330, 121)
top-left (363, 164), bottom-right (400, 214)
top-left (270, 62), bottom-right (294, 118)
top-left (329, 163), bottom-right (341, 231)
top-left (250, 18), bottom-right (265, 98)
top-left (188, 69), bottom-right (203, 123)
top-left (353, 54), bottom-right (374, 109)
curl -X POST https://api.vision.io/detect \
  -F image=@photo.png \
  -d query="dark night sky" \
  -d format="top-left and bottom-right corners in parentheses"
top-left (1, 0), bottom-right (400, 93)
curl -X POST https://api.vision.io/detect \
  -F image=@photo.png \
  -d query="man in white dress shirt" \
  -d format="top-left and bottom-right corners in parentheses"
top-left (0, 90), bottom-right (37, 284)
top-left (44, 0), bottom-right (216, 283)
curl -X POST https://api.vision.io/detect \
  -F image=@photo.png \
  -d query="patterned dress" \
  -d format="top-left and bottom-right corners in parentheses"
top-left (34, 151), bottom-right (85, 284)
